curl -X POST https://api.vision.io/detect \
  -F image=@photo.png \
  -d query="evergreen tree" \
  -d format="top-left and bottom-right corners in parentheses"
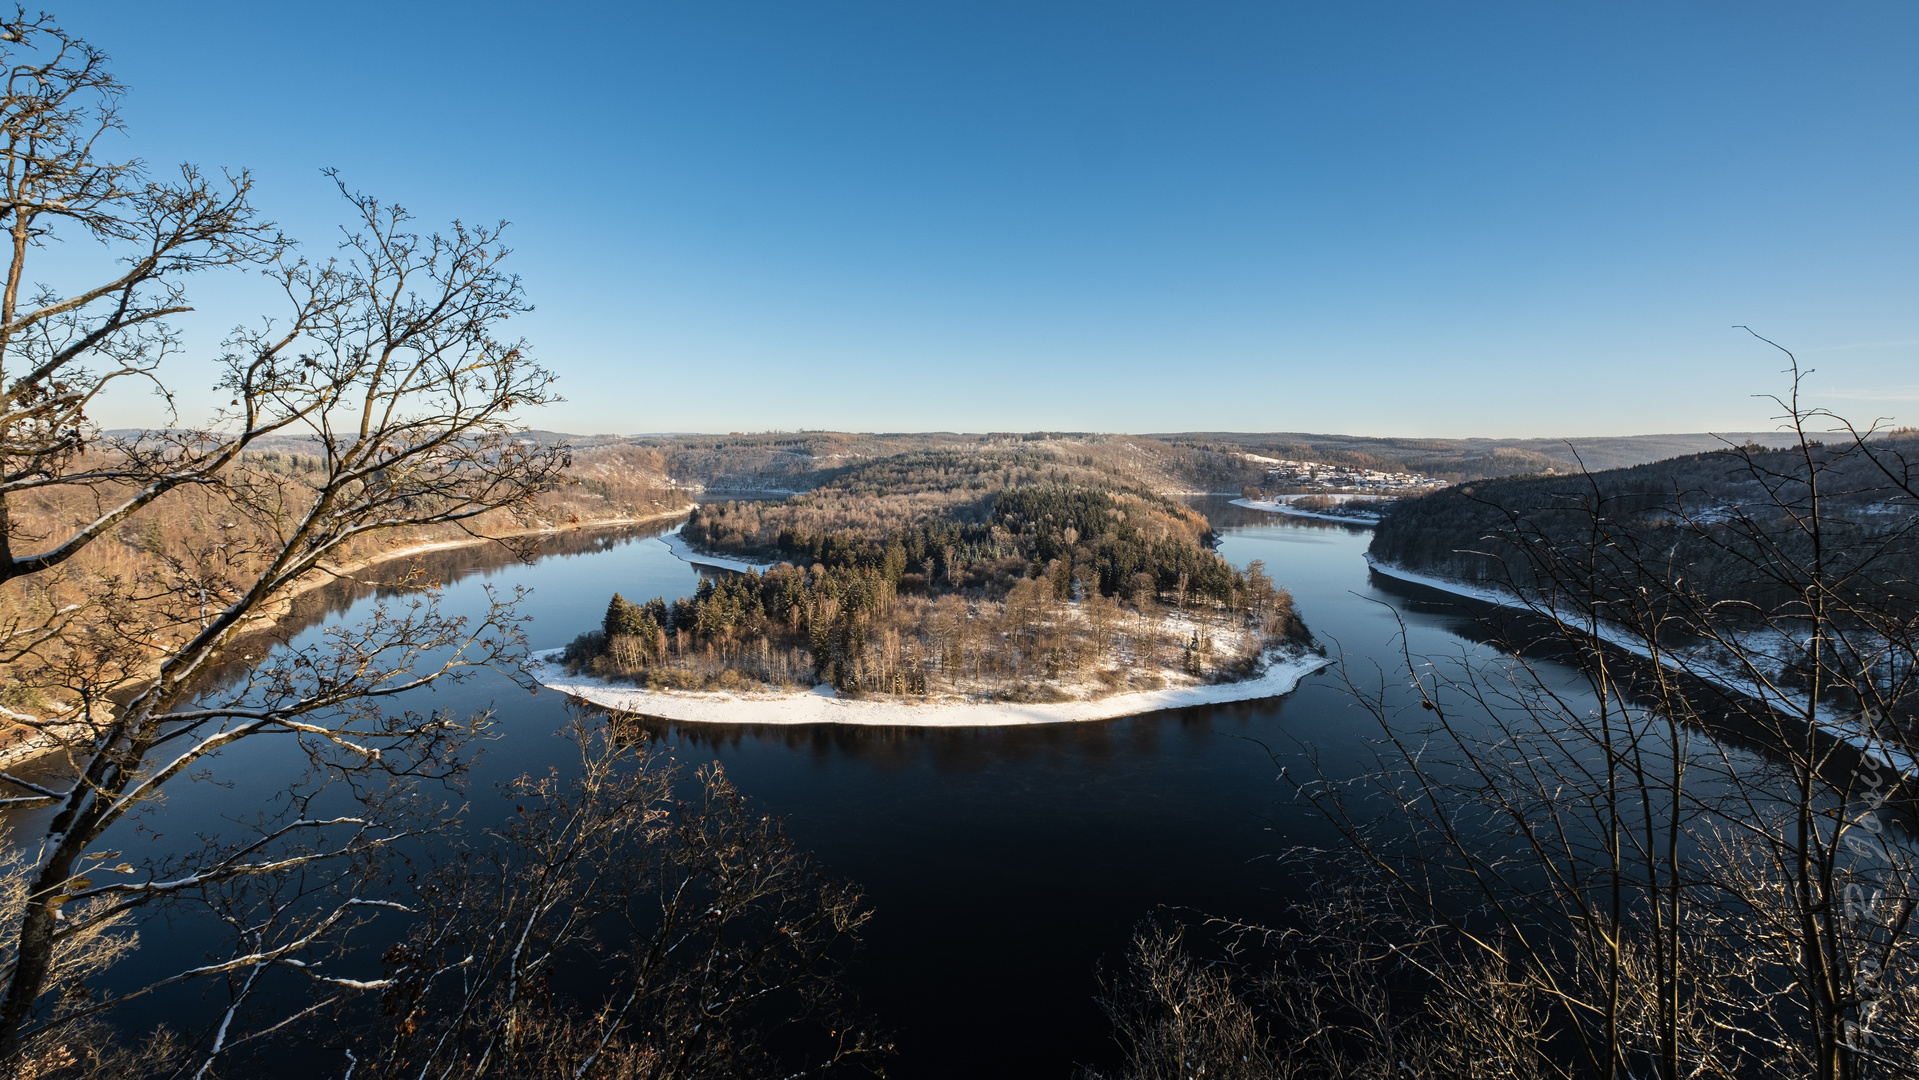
top-left (604, 592), bottom-right (650, 639)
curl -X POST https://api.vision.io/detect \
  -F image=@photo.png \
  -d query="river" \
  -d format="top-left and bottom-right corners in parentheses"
top-left (1, 496), bottom-right (1631, 1078)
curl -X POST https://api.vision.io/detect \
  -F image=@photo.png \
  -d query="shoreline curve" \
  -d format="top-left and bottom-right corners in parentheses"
top-left (0, 506), bottom-right (700, 771)
top-left (532, 650), bottom-right (1333, 728)
top-left (1229, 497), bottom-right (1384, 526)
top-left (1363, 554), bottom-right (1918, 777)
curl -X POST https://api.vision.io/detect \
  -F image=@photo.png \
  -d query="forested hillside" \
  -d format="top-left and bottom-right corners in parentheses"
top-left (0, 441), bottom-right (680, 737)
top-left (1369, 434), bottom-right (1919, 610)
top-left (500, 428), bottom-right (1814, 493)
top-left (681, 445), bottom-right (1244, 598)
top-left (1363, 428), bottom-right (1919, 776)
top-left (609, 431), bottom-right (1261, 495)
top-left (1156, 430), bottom-right (1808, 481)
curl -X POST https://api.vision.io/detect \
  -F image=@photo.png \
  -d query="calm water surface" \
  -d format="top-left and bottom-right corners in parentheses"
top-left (6, 497), bottom-right (1575, 1078)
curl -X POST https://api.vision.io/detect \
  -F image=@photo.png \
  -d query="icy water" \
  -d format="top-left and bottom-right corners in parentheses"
top-left (2, 497), bottom-right (1607, 1078)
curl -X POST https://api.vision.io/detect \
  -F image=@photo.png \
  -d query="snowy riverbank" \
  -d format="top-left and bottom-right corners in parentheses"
top-left (1364, 555), bottom-right (1918, 777)
top-left (530, 650), bottom-right (1333, 728)
top-left (1231, 496), bottom-right (1390, 525)
top-left (658, 528), bottom-right (777, 573)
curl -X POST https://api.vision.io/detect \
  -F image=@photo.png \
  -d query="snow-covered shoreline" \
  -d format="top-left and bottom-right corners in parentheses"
top-left (530, 650), bottom-right (1333, 728)
top-left (1231, 496), bottom-right (1387, 526)
top-left (658, 529), bottom-right (777, 573)
top-left (1363, 555), bottom-right (1918, 777)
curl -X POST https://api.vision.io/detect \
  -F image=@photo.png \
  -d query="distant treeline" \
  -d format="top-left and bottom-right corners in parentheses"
top-left (1161, 431), bottom-right (1814, 482)
top-left (617, 432), bottom-right (1269, 497)
top-left (686, 483), bottom-right (1247, 605)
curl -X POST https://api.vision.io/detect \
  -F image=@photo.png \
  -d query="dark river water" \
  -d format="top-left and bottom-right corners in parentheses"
top-left (3, 496), bottom-right (1617, 1077)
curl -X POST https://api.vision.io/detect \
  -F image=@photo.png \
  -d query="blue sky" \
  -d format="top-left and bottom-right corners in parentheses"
top-left (69, 2), bottom-right (1919, 437)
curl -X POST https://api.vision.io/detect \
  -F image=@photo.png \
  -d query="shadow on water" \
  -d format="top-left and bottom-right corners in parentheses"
top-left (631, 690), bottom-right (1316, 775)
top-left (6, 494), bottom-right (1883, 1079)
top-left (205, 517), bottom-right (698, 689)
top-left (1361, 555), bottom-right (1919, 815)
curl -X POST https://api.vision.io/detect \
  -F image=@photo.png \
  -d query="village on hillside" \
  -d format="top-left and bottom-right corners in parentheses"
top-left (1240, 453), bottom-right (1449, 494)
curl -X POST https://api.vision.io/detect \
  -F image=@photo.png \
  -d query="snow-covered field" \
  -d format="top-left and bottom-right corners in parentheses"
top-left (1364, 555), bottom-right (1918, 777)
top-left (530, 650), bottom-right (1333, 728)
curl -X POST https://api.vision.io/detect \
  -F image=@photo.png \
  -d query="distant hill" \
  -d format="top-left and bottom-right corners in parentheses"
top-left (1147, 431), bottom-right (1808, 481)
top-left (1369, 433), bottom-right (1919, 603)
top-left (101, 427), bottom-right (1816, 488)
top-left (586, 429), bottom-right (1812, 487)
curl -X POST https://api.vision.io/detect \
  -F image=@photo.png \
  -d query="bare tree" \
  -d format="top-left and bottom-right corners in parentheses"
top-left (0, 11), bottom-right (284, 583)
top-left (1095, 360), bottom-right (1919, 1080)
top-left (1086, 919), bottom-right (1277, 1080)
top-left (0, 11), bottom-right (569, 1067)
top-left (1281, 356), bottom-right (1919, 1079)
top-left (1085, 892), bottom-right (1551, 1080)
top-left (345, 715), bottom-right (885, 1080)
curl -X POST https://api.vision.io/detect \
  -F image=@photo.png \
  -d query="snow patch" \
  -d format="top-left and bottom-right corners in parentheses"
top-left (657, 528), bottom-right (778, 573)
top-left (1363, 555), bottom-right (1919, 778)
top-left (528, 650), bottom-right (1333, 728)
top-left (1232, 497), bottom-right (1384, 526)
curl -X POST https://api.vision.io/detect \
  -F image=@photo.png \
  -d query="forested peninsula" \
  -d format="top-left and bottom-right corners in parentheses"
top-left (544, 447), bottom-right (1324, 723)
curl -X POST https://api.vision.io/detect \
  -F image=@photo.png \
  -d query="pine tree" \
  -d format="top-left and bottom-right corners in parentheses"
top-left (603, 593), bottom-right (649, 639)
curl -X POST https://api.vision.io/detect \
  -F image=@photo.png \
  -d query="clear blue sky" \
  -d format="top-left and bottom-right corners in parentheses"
top-left (70, 2), bottom-right (1919, 438)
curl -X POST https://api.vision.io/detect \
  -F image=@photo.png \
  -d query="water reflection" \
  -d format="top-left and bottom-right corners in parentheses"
top-left (0, 496), bottom-right (1824, 1079)
top-left (209, 517), bottom-right (698, 685)
top-left (634, 695), bottom-right (1302, 775)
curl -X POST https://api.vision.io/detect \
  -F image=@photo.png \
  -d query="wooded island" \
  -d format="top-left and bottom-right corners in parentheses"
top-left (557, 447), bottom-right (1313, 706)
